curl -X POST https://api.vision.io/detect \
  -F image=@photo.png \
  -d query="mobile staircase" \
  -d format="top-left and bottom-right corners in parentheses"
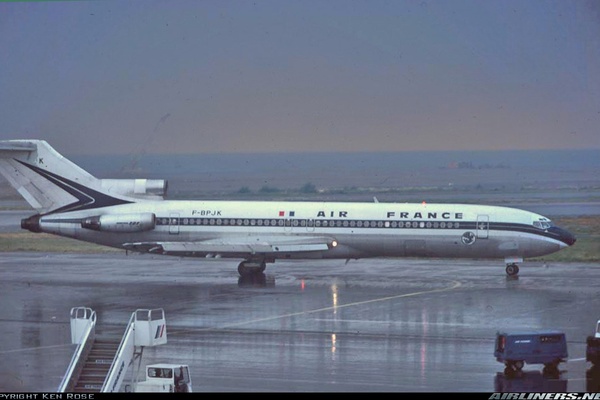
top-left (58, 306), bottom-right (167, 393)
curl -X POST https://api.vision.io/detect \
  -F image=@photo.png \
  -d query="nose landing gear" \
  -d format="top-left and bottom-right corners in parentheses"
top-left (504, 257), bottom-right (523, 277)
top-left (505, 263), bottom-right (519, 276)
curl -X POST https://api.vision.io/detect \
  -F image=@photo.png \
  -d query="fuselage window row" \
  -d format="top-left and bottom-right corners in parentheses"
top-left (157, 218), bottom-right (464, 229)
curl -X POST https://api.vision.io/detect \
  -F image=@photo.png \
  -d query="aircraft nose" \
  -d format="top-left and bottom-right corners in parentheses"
top-left (548, 226), bottom-right (576, 246)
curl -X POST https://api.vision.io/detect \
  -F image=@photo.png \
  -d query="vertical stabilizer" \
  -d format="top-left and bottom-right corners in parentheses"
top-left (0, 140), bottom-right (130, 214)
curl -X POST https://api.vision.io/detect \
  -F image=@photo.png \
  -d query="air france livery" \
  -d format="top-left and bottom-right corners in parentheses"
top-left (0, 140), bottom-right (576, 277)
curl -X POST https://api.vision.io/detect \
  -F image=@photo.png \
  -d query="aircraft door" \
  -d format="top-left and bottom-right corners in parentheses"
top-left (169, 213), bottom-right (180, 235)
top-left (476, 215), bottom-right (489, 239)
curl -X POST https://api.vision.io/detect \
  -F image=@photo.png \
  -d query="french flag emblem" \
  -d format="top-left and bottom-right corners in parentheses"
top-left (155, 324), bottom-right (165, 339)
top-left (279, 211), bottom-right (295, 217)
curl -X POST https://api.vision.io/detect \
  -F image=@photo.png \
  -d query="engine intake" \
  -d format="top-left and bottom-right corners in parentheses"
top-left (81, 213), bottom-right (156, 233)
top-left (100, 179), bottom-right (168, 199)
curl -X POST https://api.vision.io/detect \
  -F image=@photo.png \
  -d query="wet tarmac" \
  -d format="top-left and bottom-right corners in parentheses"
top-left (1, 252), bottom-right (599, 392)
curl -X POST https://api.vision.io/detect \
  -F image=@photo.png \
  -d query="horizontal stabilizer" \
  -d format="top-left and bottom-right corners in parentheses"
top-left (0, 142), bottom-right (37, 152)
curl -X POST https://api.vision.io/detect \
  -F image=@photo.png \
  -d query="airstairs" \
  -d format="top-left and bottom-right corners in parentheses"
top-left (75, 335), bottom-right (121, 392)
top-left (58, 306), bottom-right (167, 393)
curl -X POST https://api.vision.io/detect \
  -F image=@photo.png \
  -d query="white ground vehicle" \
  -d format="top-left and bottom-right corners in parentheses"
top-left (133, 364), bottom-right (192, 393)
top-left (586, 320), bottom-right (600, 366)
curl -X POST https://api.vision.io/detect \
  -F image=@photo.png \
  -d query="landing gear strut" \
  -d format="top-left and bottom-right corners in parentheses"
top-left (237, 260), bottom-right (267, 276)
top-left (505, 263), bottom-right (519, 276)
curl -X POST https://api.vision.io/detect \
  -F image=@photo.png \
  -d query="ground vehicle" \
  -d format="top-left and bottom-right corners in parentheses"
top-left (494, 330), bottom-right (568, 375)
top-left (133, 364), bottom-right (192, 393)
top-left (586, 320), bottom-right (600, 366)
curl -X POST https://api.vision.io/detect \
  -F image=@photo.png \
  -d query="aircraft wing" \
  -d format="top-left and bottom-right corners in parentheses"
top-left (123, 235), bottom-right (334, 256)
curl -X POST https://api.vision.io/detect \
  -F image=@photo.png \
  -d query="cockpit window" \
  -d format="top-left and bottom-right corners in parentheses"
top-left (533, 219), bottom-right (553, 229)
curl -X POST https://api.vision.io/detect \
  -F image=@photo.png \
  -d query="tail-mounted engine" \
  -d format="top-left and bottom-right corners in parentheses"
top-left (100, 179), bottom-right (168, 200)
top-left (81, 213), bottom-right (156, 233)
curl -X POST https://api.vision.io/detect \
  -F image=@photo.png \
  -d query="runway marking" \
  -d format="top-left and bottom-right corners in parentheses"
top-left (312, 319), bottom-right (481, 327)
top-left (175, 279), bottom-right (462, 334)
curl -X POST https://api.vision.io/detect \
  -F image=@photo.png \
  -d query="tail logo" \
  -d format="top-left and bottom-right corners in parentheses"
top-left (16, 159), bottom-right (131, 214)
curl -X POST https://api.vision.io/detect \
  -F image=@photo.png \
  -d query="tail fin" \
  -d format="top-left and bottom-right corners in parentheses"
top-left (0, 140), bottom-right (133, 214)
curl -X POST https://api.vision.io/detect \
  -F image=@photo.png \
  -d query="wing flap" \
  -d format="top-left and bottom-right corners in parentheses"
top-left (123, 236), bottom-right (332, 256)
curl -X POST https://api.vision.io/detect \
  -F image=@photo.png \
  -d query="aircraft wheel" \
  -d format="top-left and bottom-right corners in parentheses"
top-left (514, 360), bottom-right (524, 371)
top-left (506, 263), bottom-right (519, 276)
top-left (238, 261), bottom-right (266, 276)
top-left (543, 361), bottom-right (559, 372)
top-left (238, 262), bottom-right (251, 276)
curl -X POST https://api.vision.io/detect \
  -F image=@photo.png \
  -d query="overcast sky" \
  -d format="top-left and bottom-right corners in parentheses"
top-left (0, 0), bottom-right (598, 155)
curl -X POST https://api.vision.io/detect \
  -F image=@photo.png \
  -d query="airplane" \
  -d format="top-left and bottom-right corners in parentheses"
top-left (0, 139), bottom-right (576, 277)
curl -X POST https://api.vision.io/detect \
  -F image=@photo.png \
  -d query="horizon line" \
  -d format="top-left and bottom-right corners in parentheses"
top-left (68, 147), bottom-right (600, 157)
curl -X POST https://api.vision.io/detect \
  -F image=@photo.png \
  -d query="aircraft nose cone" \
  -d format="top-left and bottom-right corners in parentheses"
top-left (548, 226), bottom-right (576, 246)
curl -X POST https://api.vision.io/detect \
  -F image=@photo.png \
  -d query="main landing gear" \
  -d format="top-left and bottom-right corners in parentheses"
top-left (505, 263), bottom-right (519, 277)
top-left (237, 259), bottom-right (267, 277)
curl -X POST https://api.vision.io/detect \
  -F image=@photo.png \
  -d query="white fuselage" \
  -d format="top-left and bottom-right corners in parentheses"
top-left (1, 140), bottom-right (576, 277)
top-left (35, 200), bottom-right (568, 261)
